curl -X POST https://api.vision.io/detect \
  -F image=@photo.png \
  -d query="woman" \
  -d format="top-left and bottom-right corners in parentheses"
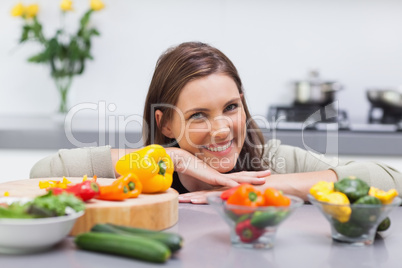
top-left (30, 42), bottom-right (402, 203)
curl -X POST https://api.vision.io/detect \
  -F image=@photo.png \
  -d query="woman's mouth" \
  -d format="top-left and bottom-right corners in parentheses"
top-left (202, 140), bottom-right (233, 152)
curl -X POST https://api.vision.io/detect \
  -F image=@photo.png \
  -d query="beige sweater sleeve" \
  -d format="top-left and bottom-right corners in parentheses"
top-left (263, 139), bottom-right (402, 193)
top-left (29, 146), bottom-right (116, 179)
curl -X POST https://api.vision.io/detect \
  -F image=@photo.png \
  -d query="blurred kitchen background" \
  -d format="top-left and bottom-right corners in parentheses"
top-left (1, 0), bottom-right (402, 182)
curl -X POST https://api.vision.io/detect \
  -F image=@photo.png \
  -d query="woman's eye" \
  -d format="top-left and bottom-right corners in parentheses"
top-left (189, 112), bottom-right (204, 120)
top-left (225, 103), bottom-right (239, 112)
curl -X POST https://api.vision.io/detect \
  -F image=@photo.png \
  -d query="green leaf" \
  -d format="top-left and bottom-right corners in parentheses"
top-left (80, 10), bottom-right (93, 28)
top-left (20, 25), bottom-right (30, 43)
top-left (28, 51), bottom-right (49, 63)
top-left (89, 28), bottom-right (100, 36)
top-left (31, 18), bottom-right (43, 39)
top-left (77, 59), bottom-right (86, 74)
top-left (68, 38), bottom-right (81, 61)
top-left (48, 38), bottom-right (61, 56)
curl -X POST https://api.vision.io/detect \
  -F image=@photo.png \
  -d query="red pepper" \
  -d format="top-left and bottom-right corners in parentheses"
top-left (49, 180), bottom-right (100, 202)
top-left (235, 219), bottom-right (265, 243)
top-left (220, 185), bottom-right (242, 200)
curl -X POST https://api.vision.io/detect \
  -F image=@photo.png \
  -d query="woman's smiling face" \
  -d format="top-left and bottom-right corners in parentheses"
top-left (164, 73), bottom-right (247, 173)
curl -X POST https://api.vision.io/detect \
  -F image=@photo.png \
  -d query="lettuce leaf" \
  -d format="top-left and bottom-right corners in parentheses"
top-left (0, 192), bottom-right (85, 219)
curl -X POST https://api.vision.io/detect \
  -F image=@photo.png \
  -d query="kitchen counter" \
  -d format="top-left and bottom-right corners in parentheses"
top-left (2, 203), bottom-right (401, 268)
top-left (1, 115), bottom-right (402, 156)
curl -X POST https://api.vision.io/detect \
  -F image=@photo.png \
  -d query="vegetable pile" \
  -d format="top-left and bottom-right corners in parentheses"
top-left (40, 175), bottom-right (101, 202)
top-left (309, 176), bottom-right (399, 237)
top-left (74, 223), bottom-right (183, 263)
top-left (221, 184), bottom-right (291, 243)
top-left (0, 191), bottom-right (85, 219)
top-left (37, 144), bottom-right (174, 202)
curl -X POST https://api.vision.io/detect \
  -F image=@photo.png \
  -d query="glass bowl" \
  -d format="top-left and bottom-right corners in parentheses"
top-left (207, 193), bottom-right (303, 249)
top-left (308, 194), bottom-right (401, 246)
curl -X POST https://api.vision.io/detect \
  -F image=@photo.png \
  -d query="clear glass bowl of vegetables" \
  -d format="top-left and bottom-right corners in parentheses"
top-left (308, 176), bottom-right (401, 246)
top-left (207, 184), bottom-right (303, 249)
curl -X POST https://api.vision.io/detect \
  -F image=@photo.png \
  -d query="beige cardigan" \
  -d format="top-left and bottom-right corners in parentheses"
top-left (30, 140), bottom-right (402, 193)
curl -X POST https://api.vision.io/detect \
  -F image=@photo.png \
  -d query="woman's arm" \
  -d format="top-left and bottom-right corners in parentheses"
top-left (258, 169), bottom-right (337, 200)
top-left (30, 146), bottom-right (115, 179)
top-left (178, 169), bottom-right (337, 203)
top-left (165, 147), bottom-right (269, 191)
top-left (111, 147), bottom-right (269, 191)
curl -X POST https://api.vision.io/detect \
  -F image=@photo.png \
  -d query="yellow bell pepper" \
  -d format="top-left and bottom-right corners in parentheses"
top-left (368, 187), bottom-right (398, 205)
top-left (39, 177), bottom-right (72, 189)
top-left (321, 192), bottom-right (351, 223)
top-left (115, 144), bottom-right (174, 193)
top-left (310, 181), bottom-right (334, 201)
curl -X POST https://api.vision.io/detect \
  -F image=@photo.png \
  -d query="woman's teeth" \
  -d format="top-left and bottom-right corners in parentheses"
top-left (205, 140), bottom-right (232, 152)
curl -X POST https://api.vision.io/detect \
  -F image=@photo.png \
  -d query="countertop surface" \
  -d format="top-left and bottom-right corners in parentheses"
top-left (2, 203), bottom-right (401, 268)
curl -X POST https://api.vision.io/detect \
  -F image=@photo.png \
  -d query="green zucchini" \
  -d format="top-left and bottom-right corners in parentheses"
top-left (74, 232), bottom-right (171, 263)
top-left (91, 223), bottom-right (183, 253)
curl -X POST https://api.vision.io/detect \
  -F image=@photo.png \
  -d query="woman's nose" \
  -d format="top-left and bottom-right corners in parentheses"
top-left (210, 117), bottom-right (231, 142)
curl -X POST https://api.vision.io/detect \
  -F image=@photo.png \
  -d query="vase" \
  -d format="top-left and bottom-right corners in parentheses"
top-left (53, 75), bottom-right (73, 114)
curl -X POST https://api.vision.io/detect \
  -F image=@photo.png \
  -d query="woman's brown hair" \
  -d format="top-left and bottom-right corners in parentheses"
top-left (143, 42), bottom-right (267, 171)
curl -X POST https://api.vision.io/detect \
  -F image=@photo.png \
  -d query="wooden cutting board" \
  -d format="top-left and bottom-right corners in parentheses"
top-left (0, 178), bottom-right (179, 235)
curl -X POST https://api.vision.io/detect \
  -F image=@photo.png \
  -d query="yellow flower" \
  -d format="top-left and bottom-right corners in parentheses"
top-left (60, 0), bottom-right (74, 12)
top-left (24, 4), bottom-right (39, 19)
top-left (4, 191), bottom-right (10, 197)
top-left (90, 0), bottom-right (105, 11)
top-left (11, 3), bottom-right (25, 17)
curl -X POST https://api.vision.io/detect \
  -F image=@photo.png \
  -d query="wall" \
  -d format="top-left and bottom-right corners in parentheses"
top-left (1, 0), bottom-right (402, 123)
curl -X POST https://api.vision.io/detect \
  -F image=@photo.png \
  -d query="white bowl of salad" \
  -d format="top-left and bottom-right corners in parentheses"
top-left (0, 192), bottom-right (85, 254)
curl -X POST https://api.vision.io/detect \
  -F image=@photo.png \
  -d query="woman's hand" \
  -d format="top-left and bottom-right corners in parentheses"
top-left (179, 189), bottom-right (225, 204)
top-left (178, 170), bottom-right (339, 204)
top-left (166, 147), bottom-right (270, 192)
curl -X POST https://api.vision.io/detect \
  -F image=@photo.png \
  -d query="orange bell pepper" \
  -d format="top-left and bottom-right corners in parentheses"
top-left (226, 184), bottom-right (264, 214)
top-left (97, 173), bottom-right (142, 201)
top-left (263, 188), bottom-right (291, 207)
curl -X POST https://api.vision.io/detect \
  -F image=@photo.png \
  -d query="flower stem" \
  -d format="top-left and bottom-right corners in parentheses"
top-left (54, 76), bottom-right (73, 113)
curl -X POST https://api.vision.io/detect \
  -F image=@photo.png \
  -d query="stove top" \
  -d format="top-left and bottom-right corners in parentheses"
top-left (267, 104), bottom-right (350, 131)
top-left (369, 106), bottom-right (402, 125)
top-left (268, 104), bottom-right (402, 132)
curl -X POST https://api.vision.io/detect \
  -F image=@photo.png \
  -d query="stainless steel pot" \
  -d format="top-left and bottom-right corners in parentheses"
top-left (294, 70), bottom-right (343, 106)
top-left (367, 88), bottom-right (402, 112)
